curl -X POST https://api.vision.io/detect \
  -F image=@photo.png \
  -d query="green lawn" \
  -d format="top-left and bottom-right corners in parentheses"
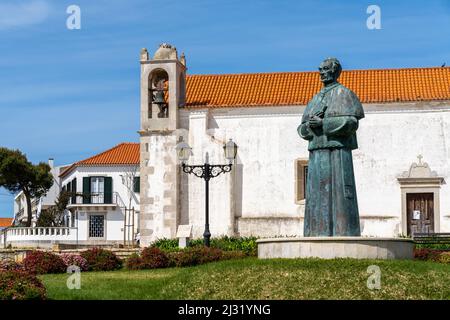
top-left (41, 258), bottom-right (450, 300)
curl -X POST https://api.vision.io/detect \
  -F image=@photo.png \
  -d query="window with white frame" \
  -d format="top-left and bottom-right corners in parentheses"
top-left (295, 159), bottom-right (308, 203)
top-left (90, 177), bottom-right (104, 204)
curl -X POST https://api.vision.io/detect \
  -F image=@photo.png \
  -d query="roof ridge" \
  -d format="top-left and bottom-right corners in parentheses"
top-left (186, 66), bottom-right (450, 77)
top-left (78, 143), bottom-right (127, 165)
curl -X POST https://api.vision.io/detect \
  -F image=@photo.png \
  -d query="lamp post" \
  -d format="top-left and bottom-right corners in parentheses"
top-left (176, 139), bottom-right (238, 247)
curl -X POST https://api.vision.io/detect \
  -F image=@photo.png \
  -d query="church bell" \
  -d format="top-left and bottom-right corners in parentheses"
top-left (153, 89), bottom-right (166, 106)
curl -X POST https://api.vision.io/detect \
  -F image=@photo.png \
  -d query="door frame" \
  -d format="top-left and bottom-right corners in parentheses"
top-left (400, 186), bottom-right (440, 236)
top-left (397, 157), bottom-right (444, 236)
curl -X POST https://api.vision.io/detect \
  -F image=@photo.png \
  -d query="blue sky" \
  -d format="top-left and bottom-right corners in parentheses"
top-left (0, 0), bottom-right (449, 217)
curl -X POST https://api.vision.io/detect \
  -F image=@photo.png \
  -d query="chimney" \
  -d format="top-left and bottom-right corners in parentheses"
top-left (48, 158), bottom-right (54, 168)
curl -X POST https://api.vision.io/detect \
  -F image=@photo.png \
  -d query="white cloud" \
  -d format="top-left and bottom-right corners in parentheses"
top-left (0, 0), bottom-right (51, 30)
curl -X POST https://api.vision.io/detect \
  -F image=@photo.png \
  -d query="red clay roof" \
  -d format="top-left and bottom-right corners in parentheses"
top-left (60, 143), bottom-right (139, 177)
top-left (0, 218), bottom-right (13, 228)
top-left (184, 67), bottom-right (450, 108)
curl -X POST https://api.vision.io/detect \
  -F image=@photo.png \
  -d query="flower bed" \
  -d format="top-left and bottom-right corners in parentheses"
top-left (23, 251), bottom-right (66, 274)
top-left (60, 253), bottom-right (89, 271)
top-left (126, 245), bottom-right (246, 270)
top-left (414, 248), bottom-right (450, 263)
top-left (151, 236), bottom-right (258, 256)
top-left (80, 248), bottom-right (122, 271)
top-left (0, 270), bottom-right (46, 300)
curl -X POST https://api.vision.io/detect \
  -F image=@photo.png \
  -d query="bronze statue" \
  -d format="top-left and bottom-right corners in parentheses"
top-left (298, 58), bottom-right (364, 236)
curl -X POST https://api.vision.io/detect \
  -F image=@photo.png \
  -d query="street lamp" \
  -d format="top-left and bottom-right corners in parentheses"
top-left (176, 139), bottom-right (238, 247)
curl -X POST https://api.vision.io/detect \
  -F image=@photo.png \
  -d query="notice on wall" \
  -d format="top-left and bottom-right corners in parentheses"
top-left (413, 210), bottom-right (421, 220)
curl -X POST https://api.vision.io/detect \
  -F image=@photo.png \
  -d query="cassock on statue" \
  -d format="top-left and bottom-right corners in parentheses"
top-left (297, 61), bottom-right (365, 237)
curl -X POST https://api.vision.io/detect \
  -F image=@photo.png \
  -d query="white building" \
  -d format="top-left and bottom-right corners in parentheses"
top-left (138, 44), bottom-right (450, 247)
top-left (5, 143), bottom-right (140, 248)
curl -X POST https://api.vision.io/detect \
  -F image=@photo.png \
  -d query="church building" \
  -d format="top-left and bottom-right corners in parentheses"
top-left (138, 43), bottom-right (450, 247)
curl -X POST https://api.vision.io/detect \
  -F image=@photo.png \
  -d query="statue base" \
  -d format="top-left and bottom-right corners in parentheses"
top-left (257, 237), bottom-right (414, 260)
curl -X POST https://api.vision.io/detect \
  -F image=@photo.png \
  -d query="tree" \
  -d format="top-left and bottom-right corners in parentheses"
top-left (36, 191), bottom-right (71, 227)
top-left (0, 148), bottom-right (53, 227)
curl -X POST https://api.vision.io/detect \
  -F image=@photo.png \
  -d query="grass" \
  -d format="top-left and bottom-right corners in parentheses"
top-left (40, 258), bottom-right (450, 300)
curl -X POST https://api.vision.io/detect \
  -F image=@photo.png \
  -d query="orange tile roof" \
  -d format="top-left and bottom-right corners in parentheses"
top-left (0, 218), bottom-right (13, 228)
top-left (185, 67), bottom-right (450, 108)
top-left (60, 143), bottom-right (139, 177)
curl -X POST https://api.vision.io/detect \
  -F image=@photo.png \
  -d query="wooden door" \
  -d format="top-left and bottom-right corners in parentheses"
top-left (406, 193), bottom-right (434, 235)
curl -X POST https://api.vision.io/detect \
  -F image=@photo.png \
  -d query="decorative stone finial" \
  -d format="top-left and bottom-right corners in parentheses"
top-left (180, 52), bottom-right (186, 66)
top-left (153, 43), bottom-right (178, 60)
top-left (140, 48), bottom-right (149, 61)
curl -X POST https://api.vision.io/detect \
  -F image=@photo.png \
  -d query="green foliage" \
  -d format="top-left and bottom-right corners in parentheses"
top-left (41, 258), bottom-right (450, 300)
top-left (415, 243), bottom-right (450, 250)
top-left (0, 270), bottom-right (47, 300)
top-left (0, 147), bottom-right (53, 226)
top-left (36, 191), bottom-right (72, 227)
top-left (151, 238), bottom-right (179, 252)
top-left (151, 236), bottom-right (258, 256)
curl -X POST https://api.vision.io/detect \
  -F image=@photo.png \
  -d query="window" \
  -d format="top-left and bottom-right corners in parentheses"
top-left (89, 214), bottom-right (105, 238)
top-left (91, 177), bottom-right (104, 204)
top-left (295, 159), bottom-right (308, 203)
top-left (133, 177), bottom-right (140, 193)
top-left (82, 177), bottom-right (113, 204)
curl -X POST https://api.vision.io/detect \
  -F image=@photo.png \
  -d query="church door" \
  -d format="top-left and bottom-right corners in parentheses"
top-left (406, 193), bottom-right (434, 235)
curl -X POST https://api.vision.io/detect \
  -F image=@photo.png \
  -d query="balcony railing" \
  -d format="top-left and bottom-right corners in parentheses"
top-left (68, 192), bottom-right (125, 207)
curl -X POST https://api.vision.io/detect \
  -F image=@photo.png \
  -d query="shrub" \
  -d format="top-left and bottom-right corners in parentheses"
top-left (23, 251), bottom-right (66, 274)
top-left (125, 248), bottom-right (169, 270)
top-left (152, 236), bottom-right (258, 256)
top-left (169, 246), bottom-right (224, 267)
top-left (140, 247), bottom-right (169, 269)
top-left (0, 260), bottom-right (23, 271)
top-left (80, 248), bottom-right (122, 271)
top-left (151, 238), bottom-right (179, 252)
top-left (125, 253), bottom-right (144, 270)
top-left (0, 270), bottom-right (46, 300)
top-left (415, 243), bottom-right (450, 250)
top-left (60, 253), bottom-right (88, 271)
top-left (437, 252), bottom-right (450, 264)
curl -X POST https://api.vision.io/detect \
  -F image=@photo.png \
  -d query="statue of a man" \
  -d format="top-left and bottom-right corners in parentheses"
top-left (297, 58), bottom-right (364, 237)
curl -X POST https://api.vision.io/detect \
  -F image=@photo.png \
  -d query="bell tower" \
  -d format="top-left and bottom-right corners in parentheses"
top-left (139, 43), bottom-right (187, 246)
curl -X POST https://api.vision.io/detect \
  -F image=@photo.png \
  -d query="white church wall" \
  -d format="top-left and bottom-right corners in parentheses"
top-left (179, 102), bottom-right (450, 238)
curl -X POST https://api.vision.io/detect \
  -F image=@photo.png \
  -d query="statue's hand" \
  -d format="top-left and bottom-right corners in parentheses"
top-left (309, 116), bottom-right (323, 128)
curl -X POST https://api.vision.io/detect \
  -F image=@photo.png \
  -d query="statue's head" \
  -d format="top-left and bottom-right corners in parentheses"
top-left (319, 57), bottom-right (342, 85)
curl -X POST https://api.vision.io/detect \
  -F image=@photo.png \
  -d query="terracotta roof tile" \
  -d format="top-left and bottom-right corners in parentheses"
top-left (185, 67), bottom-right (450, 108)
top-left (0, 218), bottom-right (13, 228)
top-left (60, 143), bottom-right (139, 177)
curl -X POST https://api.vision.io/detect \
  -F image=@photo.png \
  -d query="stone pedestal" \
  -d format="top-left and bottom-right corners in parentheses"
top-left (257, 237), bottom-right (414, 260)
